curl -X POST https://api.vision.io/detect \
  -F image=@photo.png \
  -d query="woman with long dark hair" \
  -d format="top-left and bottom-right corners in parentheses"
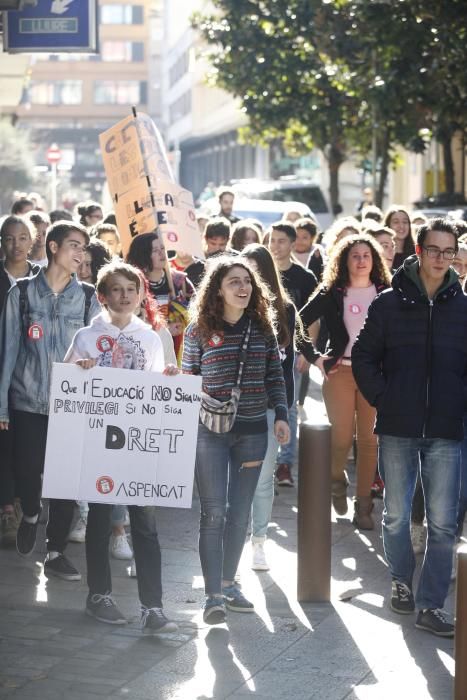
top-left (384, 205), bottom-right (414, 270)
top-left (241, 243), bottom-right (296, 570)
top-left (182, 256), bottom-right (289, 624)
top-left (126, 231), bottom-right (194, 363)
top-left (301, 234), bottom-right (391, 529)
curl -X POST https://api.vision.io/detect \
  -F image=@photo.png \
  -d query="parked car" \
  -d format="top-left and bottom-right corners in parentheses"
top-left (203, 197), bottom-right (314, 229)
top-left (230, 177), bottom-right (332, 230)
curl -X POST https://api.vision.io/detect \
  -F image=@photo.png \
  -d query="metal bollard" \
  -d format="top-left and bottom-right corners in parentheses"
top-left (297, 420), bottom-right (331, 602)
top-left (455, 545), bottom-right (467, 699)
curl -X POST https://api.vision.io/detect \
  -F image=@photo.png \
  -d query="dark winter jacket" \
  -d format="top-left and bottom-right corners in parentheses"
top-left (352, 256), bottom-right (467, 440)
top-left (299, 280), bottom-right (387, 373)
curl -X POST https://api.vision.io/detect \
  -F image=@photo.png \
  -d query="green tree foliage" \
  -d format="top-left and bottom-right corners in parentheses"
top-left (194, 0), bottom-right (467, 208)
top-left (0, 121), bottom-right (34, 214)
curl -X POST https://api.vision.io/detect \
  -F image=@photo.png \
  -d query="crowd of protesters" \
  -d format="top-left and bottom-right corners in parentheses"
top-left (1, 187), bottom-right (467, 639)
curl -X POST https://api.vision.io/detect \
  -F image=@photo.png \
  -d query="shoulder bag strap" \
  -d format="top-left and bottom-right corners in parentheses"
top-left (235, 319), bottom-right (252, 389)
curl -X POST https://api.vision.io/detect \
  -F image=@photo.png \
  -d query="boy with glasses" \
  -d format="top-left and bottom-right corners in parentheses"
top-left (352, 218), bottom-right (467, 638)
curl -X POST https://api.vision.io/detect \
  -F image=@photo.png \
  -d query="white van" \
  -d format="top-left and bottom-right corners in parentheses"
top-left (230, 178), bottom-right (332, 230)
top-left (203, 197), bottom-right (314, 229)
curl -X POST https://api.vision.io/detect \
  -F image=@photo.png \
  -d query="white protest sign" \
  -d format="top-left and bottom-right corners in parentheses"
top-left (42, 363), bottom-right (201, 507)
top-left (99, 111), bottom-right (202, 259)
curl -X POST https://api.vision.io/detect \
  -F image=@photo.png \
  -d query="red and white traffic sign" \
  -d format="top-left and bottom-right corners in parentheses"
top-left (47, 144), bottom-right (62, 164)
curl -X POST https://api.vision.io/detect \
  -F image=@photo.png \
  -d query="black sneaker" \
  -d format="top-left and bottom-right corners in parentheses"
top-left (415, 609), bottom-right (454, 638)
top-left (16, 514), bottom-right (40, 557)
top-left (86, 593), bottom-right (127, 625)
top-left (141, 607), bottom-right (178, 635)
top-left (390, 580), bottom-right (415, 614)
top-left (222, 583), bottom-right (254, 613)
top-left (203, 596), bottom-right (226, 625)
top-left (44, 554), bottom-right (81, 581)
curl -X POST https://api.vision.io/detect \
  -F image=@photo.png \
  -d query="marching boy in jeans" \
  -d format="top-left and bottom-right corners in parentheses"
top-left (64, 261), bottom-right (179, 633)
top-left (352, 219), bottom-right (467, 637)
top-left (0, 220), bottom-right (100, 579)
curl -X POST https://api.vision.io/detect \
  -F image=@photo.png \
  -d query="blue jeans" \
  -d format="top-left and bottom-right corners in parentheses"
top-left (251, 409), bottom-right (279, 538)
top-left (277, 363), bottom-right (298, 467)
top-left (379, 435), bottom-right (460, 610)
top-left (195, 424), bottom-right (267, 595)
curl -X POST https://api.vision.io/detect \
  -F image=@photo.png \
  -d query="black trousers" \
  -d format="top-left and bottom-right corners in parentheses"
top-left (86, 503), bottom-right (163, 609)
top-left (12, 410), bottom-right (74, 553)
top-left (0, 425), bottom-right (15, 506)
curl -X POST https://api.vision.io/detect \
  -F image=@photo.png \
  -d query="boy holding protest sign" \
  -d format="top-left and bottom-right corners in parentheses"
top-left (0, 220), bottom-right (100, 579)
top-left (64, 261), bottom-right (179, 634)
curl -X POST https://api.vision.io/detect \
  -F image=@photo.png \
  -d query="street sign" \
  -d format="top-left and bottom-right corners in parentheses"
top-left (46, 144), bottom-right (61, 164)
top-left (3, 0), bottom-right (98, 53)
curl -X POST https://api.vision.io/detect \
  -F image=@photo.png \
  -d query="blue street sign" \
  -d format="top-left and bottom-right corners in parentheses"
top-left (3, 0), bottom-right (98, 53)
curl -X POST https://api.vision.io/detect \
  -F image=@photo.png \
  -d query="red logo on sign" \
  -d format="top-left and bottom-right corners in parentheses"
top-left (96, 335), bottom-right (114, 353)
top-left (167, 231), bottom-right (178, 242)
top-left (96, 476), bottom-right (114, 495)
top-left (28, 323), bottom-right (43, 340)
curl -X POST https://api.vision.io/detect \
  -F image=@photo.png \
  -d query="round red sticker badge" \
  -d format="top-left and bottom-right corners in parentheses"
top-left (349, 304), bottom-right (362, 314)
top-left (96, 335), bottom-right (114, 353)
top-left (209, 332), bottom-right (224, 348)
top-left (96, 476), bottom-right (114, 495)
top-left (28, 323), bottom-right (43, 341)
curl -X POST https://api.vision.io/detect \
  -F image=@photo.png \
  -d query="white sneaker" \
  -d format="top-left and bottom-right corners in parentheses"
top-left (128, 559), bottom-right (137, 578)
top-left (411, 523), bottom-right (426, 555)
top-left (251, 540), bottom-right (269, 571)
top-left (68, 517), bottom-right (87, 543)
top-left (110, 534), bottom-right (133, 560)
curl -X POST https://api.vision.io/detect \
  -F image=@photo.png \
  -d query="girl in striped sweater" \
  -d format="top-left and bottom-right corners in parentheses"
top-left (183, 257), bottom-right (289, 625)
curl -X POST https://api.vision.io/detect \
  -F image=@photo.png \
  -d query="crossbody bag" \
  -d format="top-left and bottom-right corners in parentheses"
top-left (199, 319), bottom-right (252, 433)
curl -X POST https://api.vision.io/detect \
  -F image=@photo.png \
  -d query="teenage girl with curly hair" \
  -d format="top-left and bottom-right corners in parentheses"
top-left (182, 256), bottom-right (289, 624)
top-left (300, 234), bottom-right (392, 529)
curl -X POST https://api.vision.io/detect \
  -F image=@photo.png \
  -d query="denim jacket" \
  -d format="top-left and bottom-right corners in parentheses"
top-left (0, 269), bottom-right (100, 421)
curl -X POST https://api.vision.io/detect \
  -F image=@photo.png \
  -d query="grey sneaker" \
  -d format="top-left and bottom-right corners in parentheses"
top-left (86, 593), bottom-right (127, 625)
top-left (141, 607), bottom-right (178, 635)
top-left (415, 609), bottom-right (454, 638)
top-left (203, 596), bottom-right (226, 625)
top-left (390, 580), bottom-right (415, 614)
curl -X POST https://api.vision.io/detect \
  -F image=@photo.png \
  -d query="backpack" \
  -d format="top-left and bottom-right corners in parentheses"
top-left (16, 277), bottom-right (95, 340)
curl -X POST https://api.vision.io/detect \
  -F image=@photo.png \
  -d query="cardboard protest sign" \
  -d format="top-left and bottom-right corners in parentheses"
top-left (99, 111), bottom-right (202, 259)
top-left (42, 363), bottom-right (201, 508)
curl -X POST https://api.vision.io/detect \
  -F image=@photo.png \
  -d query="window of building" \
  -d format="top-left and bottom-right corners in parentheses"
top-left (101, 41), bottom-right (144, 62)
top-left (94, 80), bottom-right (147, 105)
top-left (169, 51), bottom-right (189, 87)
top-left (29, 80), bottom-right (83, 105)
top-left (169, 90), bottom-right (192, 122)
top-left (100, 4), bottom-right (143, 24)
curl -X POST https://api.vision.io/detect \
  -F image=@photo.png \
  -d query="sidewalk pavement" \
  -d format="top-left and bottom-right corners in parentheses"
top-left (0, 370), bottom-right (458, 700)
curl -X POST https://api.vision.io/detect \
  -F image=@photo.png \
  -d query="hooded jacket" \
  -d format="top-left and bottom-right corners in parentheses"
top-left (352, 255), bottom-right (467, 440)
top-left (64, 311), bottom-right (164, 373)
